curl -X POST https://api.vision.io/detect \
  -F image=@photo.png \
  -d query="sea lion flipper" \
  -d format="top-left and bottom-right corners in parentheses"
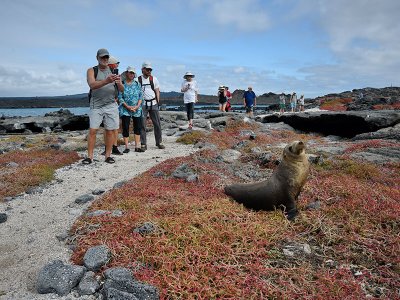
top-left (285, 208), bottom-right (298, 221)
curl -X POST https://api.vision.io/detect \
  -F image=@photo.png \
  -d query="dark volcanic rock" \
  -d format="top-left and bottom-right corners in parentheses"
top-left (37, 260), bottom-right (85, 296)
top-left (260, 110), bottom-right (400, 138)
top-left (60, 115), bottom-right (89, 131)
top-left (83, 245), bottom-right (111, 271)
top-left (0, 213), bottom-right (7, 223)
top-left (352, 123), bottom-right (400, 141)
top-left (0, 110), bottom-right (89, 133)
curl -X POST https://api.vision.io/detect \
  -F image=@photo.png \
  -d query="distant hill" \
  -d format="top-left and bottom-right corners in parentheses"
top-left (1, 87), bottom-right (398, 108)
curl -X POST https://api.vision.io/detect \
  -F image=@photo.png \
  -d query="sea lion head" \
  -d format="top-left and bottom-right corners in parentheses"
top-left (283, 140), bottom-right (306, 161)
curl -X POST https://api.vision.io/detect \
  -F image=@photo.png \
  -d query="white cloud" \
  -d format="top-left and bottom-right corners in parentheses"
top-left (112, 1), bottom-right (155, 26)
top-left (190, 0), bottom-right (270, 32)
top-left (234, 67), bottom-right (246, 73)
top-left (288, 0), bottom-right (400, 94)
top-left (210, 0), bottom-right (270, 31)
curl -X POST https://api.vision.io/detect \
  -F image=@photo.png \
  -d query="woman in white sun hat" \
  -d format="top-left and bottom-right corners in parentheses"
top-left (181, 72), bottom-right (199, 130)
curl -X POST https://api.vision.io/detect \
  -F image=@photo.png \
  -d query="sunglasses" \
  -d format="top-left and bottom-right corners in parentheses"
top-left (100, 55), bottom-right (109, 59)
top-left (145, 68), bottom-right (152, 71)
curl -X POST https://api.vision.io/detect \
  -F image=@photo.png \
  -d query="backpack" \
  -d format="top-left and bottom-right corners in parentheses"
top-left (138, 75), bottom-right (159, 110)
top-left (88, 66), bottom-right (117, 102)
top-left (218, 90), bottom-right (226, 102)
top-left (138, 76), bottom-right (156, 96)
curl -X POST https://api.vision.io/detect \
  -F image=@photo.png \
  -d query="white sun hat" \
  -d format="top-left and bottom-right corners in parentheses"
top-left (108, 56), bottom-right (119, 65)
top-left (183, 71), bottom-right (195, 78)
top-left (126, 66), bottom-right (136, 73)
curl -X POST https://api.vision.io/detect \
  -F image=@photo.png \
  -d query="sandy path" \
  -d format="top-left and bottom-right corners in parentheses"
top-left (0, 134), bottom-right (196, 300)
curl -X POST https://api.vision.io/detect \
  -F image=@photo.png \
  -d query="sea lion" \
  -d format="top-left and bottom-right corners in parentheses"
top-left (224, 140), bottom-right (310, 220)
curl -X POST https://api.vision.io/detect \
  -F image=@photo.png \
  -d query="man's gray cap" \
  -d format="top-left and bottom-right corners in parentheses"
top-left (97, 48), bottom-right (109, 57)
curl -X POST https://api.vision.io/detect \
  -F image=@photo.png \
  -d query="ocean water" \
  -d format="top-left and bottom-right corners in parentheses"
top-left (0, 107), bottom-right (90, 117)
top-left (0, 105), bottom-right (270, 117)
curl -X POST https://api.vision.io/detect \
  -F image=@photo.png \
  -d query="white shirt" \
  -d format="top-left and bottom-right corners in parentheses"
top-left (139, 75), bottom-right (160, 105)
top-left (181, 80), bottom-right (199, 104)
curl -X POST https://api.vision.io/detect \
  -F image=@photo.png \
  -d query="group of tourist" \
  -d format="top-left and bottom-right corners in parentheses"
top-left (217, 85), bottom-right (257, 117)
top-left (217, 86), bottom-right (232, 112)
top-left (83, 47), bottom-right (306, 164)
top-left (279, 92), bottom-right (305, 114)
top-left (83, 48), bottom-right (165, 165)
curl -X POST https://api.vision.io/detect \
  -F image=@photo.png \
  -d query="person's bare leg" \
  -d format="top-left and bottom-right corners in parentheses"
top-left (103, 129), bottom-right (106, 147)
top-left (123, 136), bottom-right (129, 149)
top-left (113, 129), bottom-right (119, 146)
top-left (134, 134), bottom-right (140, 149)
top-left (105, 130), bottom-right (114, 158)
top-left (87, 128), bottom-right (98, 160)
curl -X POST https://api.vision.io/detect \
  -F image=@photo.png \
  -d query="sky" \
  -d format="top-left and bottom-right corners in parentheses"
top-left (0, 0), bottom-right (399, 98)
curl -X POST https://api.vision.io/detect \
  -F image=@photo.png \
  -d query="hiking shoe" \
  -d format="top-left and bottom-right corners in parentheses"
top-left (112, 146), bottom-right (123, 155)
top-left (156, 144), bottom-right (165, 149)
top-left (141, 145), bottom-right (147, 151)
top-left (123, 148), bottom-right (130, 153)
top-left (135, 148), bottom-right (145, 152)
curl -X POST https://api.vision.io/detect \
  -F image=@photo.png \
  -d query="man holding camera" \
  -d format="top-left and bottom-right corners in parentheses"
top-left (83, 48), bottom-right (124, 164)
top-left (138, 62), bottom-right (165, 150)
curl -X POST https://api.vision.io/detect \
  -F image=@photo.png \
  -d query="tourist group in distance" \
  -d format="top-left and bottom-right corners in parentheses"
top-left (83, 48), bottom-right (306, 165)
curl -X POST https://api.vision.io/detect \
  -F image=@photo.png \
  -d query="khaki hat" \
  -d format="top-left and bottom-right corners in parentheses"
top-left (183, 71), bottom-right (194, 78)
top-left (218, 85), bottom-right (225, 90)
top-left (96, 48), bottom-right (109, 58)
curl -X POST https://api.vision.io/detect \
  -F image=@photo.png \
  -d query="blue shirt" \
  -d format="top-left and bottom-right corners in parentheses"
top-left (118, 81), bottom-right (143, 117)
top-left (243, 90), bottom-right (256, 106)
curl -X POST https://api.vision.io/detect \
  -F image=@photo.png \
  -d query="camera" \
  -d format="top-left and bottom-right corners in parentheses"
top-left (112, 69), bottom-right (119, 75)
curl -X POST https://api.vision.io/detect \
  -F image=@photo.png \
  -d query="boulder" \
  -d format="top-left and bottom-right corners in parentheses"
top-left (352, 123), bottom-right (400, 141)
top-left (75, 194), bottom-right (95, 204)
top-left (104, 267), bottom-right (134, 282)
top-left (83, 245), bottom-right (112, 271)
top-left (0, 213), bottom-right (7, 223)
top-left (78, 271), bottom-right (100, 295)
top-left (102, 277), bottom-right (159, 300)
top-left (37, 260), bottom-right (85, 296)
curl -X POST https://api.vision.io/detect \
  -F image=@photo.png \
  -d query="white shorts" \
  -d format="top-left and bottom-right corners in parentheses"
top-left (89, 102), bottom-right (119, 130)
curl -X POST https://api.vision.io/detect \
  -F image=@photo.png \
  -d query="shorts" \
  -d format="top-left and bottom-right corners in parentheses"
top-left (279, 103), bottom-right (285, 109)
top-left (245, 106), bottom-right (254, 113)
top-left (89, 102), bottom-right (119, 130)
top-left (290, 102), bottom-right (296, 109)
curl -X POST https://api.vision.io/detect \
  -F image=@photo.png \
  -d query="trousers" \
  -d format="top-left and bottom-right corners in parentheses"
top-left (140, 107), bottom-right (162, 146)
